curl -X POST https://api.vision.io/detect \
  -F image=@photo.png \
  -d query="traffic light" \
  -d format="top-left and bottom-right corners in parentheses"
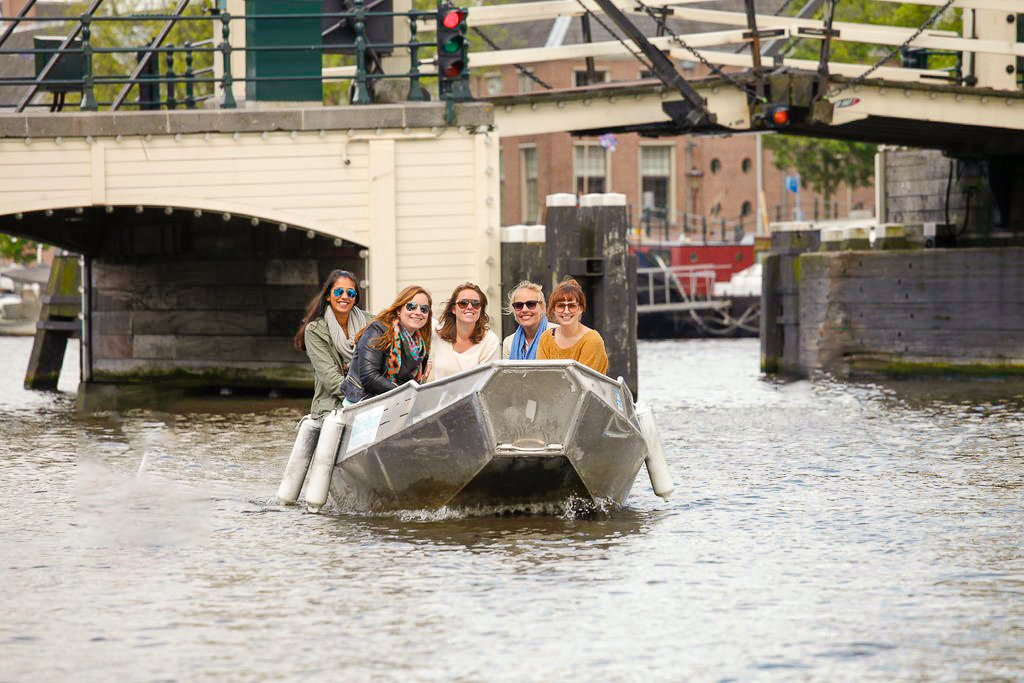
top-left (764, 104), bottom-right (792, 129)
top-left (436, 3), bottom-right (471, 100)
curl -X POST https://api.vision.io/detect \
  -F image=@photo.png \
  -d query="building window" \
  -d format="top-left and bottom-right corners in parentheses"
top-left (710, 158), bottom-right (721, 174)
top-left (640, 146), bottom-right (672, 215)
top-left (741, 200), bottom-right (753, 216)
top-left (486, 74), bottom-right (503, 96)
top-left (574, 70), bottom-right (608, 87)
top-left (574, 144), bottom-right (607, 195)
top-left (741, 158), bottom-right (752, 173)
top-left (520, 146), bottom-right (539, 225)
top-left (518, 72), bottom-right (535, 94)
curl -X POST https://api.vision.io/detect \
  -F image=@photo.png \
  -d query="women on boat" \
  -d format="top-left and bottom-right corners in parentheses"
top-left (342, 285), bottom-right (432, 404)
top-left (429, 282), bottom-right (501, 380)
top-left (294, 269), bottom-right (370, 419)
top-left (537, 277), bottom-right (609, 374)
top-left (501, 280), bottom-right (554, 360)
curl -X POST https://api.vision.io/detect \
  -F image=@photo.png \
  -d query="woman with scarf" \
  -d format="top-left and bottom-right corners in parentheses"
top-left (294, 269), bottom-right (370, 419)
top-left (501, 280), bottom-right (555, 360)
top-left (342, 285), bottom-right (432, 404)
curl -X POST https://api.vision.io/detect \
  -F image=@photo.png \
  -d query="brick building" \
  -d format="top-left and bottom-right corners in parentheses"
top-left (473, 11), bottom-right (875, 238)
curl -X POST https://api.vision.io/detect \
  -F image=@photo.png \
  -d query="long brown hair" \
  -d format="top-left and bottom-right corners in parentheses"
top-left (293, 269), bottom-right (360, 351)
top-left (356, 285), bottom-right (433, 358)
top-left (547, 277), bottom-right (587, 320)
top-left (437, 282), bottom-right (490, 344)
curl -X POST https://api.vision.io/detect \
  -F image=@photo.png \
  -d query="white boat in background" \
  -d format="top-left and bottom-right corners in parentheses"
top-left (278, 361), bottom-right (674, 514)
top-left (0, 264), bottom-right (48, 337)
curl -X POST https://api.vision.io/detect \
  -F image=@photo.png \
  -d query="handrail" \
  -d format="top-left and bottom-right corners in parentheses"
top-left (0, 0), bottom-right (36, 51)
top-left (14, 0), bottom-right (104, 113)
top-left (110, 0), bottom-right (191, 111)
top-left (0, 5), bottom-right (460, 112)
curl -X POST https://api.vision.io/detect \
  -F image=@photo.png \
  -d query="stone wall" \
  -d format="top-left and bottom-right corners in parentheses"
top-left (795, 248), bottom-right (1024, 377)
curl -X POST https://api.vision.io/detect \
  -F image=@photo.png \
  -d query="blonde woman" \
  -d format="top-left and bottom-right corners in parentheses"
top-left (501, 280), bottom-right (555, 360)
top-left (430, 282), bottom-right (500, 380)
top-left (537, 277), bottom-right (608, 374)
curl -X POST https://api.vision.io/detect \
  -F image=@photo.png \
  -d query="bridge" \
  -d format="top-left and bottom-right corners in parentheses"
top-left (0, 0), bottom-right (1021, 402)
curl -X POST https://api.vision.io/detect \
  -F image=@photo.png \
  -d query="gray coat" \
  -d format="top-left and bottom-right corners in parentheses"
top-left (304, 317), bottom-right (350, 419)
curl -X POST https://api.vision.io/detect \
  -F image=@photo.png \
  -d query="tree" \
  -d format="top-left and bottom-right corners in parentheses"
top-left (784, 0), bottom-right (961, 69)
top-left (764, 136), bottom-right (876, 218)
top-left (0, 235), bottom-right (37, 264)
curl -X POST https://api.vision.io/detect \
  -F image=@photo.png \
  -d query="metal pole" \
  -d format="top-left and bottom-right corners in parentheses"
top-left (165, 43), bottom-right (177, 109)
top-left (80, 15), bottom-right (98, 111)
top-left (352, 0), bottom-right (371, 104)
top-left (220, 13), bottom-right (236, 108)
top-left (755, 132), bottom-right (765, 235)
top-left (185, 41), bottom-right (195, 108)
top-left (406, 13), bottom-right (426, 101)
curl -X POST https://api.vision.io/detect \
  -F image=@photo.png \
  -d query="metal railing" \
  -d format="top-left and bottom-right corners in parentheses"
top-left (0, 3), bottom-right (450, 112)
top-left (636, 263), bottom-right (731, 314)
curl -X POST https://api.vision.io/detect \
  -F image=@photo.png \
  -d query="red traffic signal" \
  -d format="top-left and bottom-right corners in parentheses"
top-left (764, 104), bottom-right (792, 129)
top-left (442, 9), bottom-right (466, 29)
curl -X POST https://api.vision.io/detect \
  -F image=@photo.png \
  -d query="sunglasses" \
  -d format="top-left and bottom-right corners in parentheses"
top-left (456, 299), bottom-right (482, 310)
top-left (554, 301), bottom-right (580, 312)
top-left (404, 301), bottom-right (431, 314)
top-left (511, 300), bottom-right (541, 311)
top-left (332, 287), bottom-right (358, 299)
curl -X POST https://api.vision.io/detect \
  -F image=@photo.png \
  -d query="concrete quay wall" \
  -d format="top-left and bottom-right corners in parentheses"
top-left (763, 246), bottom-right (1024, 378)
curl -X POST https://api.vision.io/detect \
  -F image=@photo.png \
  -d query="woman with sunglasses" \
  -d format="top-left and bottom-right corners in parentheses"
top-left (342, 285), bottom-right (433, 403)
top-left (501, 280), bottom-right (556, 360)
top-left (294, 269), bottom-right (370, 418)
top-left (429, 282), bottom-right (500, 381)
top-left (537, 277), bottom-right (608, 374)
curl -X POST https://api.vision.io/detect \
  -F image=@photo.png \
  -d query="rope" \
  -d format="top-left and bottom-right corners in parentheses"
top-left (472, 27), bottom-right (553, 90)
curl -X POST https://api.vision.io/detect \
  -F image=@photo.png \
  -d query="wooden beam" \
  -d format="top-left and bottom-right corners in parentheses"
top-left (678, 8), bottom-right (1024, 59)
top-left (674, 49), bottom-right (948, 85)
top-left (413, 0), bottom-right (708, 30)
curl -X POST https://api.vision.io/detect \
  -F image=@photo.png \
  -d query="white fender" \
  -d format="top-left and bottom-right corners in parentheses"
top-left (305, 410), bottom-right (346, 513)
top-left (276, 415), bottom-right (322, 505)
top-left (635, 402), bottom-right (674, 499)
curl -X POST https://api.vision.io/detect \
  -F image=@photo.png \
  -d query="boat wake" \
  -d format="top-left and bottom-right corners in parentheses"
top-left (316, 494), bottom-right (619, 521)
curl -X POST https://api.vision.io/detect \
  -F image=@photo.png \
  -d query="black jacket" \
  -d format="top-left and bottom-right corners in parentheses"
top-left (343, 321), bottom-right (428, 403)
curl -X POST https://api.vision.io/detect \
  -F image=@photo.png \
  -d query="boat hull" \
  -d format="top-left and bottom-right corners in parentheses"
top-left (328, 361), bottom-right (647, 513)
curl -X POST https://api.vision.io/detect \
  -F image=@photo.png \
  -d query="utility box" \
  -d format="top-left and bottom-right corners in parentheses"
top-left (245, 0), bottom-right (323, 103)
top-left (33, 36), bottom-right (84, 93)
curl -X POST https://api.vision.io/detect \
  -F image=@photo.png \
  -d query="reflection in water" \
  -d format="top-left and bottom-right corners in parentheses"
top-left (0, 336), bottom-right (1021, 681)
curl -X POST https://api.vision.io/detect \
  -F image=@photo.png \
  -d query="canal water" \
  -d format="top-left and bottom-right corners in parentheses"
top-left (0, 336), bottom-right (1021, 682)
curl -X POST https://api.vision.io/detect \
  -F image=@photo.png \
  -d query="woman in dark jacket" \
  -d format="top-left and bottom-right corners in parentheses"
top-left (293, 269), bottom-right (370, 419)
top-left (343, 285), bottom-right (433, 404)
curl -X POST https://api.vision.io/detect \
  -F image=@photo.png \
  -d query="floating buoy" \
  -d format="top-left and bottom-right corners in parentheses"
top-left (635, 402), bottom-right (674, 499)
top-left (276, 415), bottom-right (322, 505)
top-left (305, 410), bottom-right (346, 513)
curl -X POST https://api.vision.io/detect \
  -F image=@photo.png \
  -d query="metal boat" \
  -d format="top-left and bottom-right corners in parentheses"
top-left (320, 360), bottom-right (666, 513)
